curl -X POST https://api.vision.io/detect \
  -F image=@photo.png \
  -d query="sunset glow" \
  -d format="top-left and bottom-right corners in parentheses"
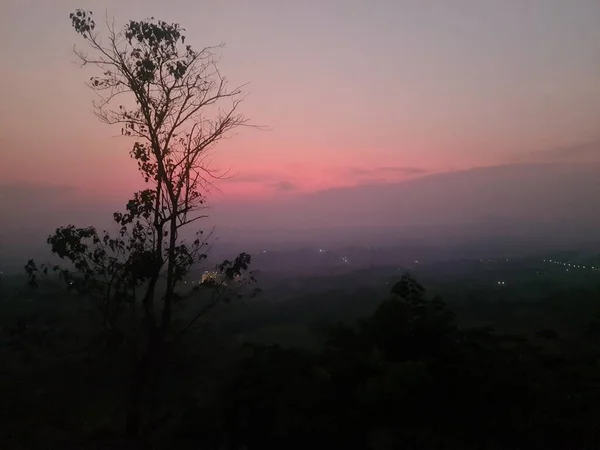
top-left (1, 0), bottom-right (600, 235)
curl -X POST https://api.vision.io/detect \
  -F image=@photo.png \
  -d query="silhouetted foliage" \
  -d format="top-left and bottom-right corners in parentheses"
top-left (25, 8), bottom-right (257, 439)
top-left (9, 259), bottom-right (600, 448)
top-left (202, 274), bottom-right (600, 449)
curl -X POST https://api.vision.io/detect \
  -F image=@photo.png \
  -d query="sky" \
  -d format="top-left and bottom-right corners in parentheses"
top-left (1, 0), bottom-right (600, 246)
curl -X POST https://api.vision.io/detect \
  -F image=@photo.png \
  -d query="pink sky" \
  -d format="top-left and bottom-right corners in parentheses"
top-left (1, 0), bottom-right (600, 207)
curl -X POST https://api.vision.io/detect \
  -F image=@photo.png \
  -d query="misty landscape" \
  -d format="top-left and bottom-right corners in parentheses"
top-left (1, 1), bottom-right (600, 449)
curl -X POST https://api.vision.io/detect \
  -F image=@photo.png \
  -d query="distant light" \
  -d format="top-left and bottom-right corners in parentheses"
top-left (414, 260), bottom-right (419, 264)
top-left (262, 250), bottom-right (267, 253)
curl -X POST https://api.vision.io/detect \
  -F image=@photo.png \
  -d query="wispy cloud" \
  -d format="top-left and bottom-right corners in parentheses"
top-left (221, 172), bottom-right (273, 183)
top-left (268, 180), bottom-right (298, 192)
top-left (218, 164), bottom-right (427, 194)
top-left (348, 166), bottom-right (426, 176)
top-left (222, 171), bottom-right (301, 192)
top-left (347, 166), bottom-right (427, 179)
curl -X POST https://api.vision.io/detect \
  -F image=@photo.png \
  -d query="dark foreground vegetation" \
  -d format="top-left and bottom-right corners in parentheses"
top-left (2, 270), bottom-right (600, 449)
top-left (3, 7), bottom-right (600, 449)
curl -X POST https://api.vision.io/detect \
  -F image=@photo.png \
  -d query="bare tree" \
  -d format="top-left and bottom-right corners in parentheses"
top-left (26, 9), bottom-right (259, 437)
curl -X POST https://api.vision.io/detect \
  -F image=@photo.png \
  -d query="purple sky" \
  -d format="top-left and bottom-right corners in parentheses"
top-left (1, 0), bottom-right (599, 246)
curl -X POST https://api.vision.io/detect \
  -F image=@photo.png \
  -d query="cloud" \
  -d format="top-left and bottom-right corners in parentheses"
top-left (222, 172), bottom-right (272, 183)
top-left (221, 170), bottom-right (302, 192)
top-left (0, 182), bottom-right (76, 203)
top-left (347, 166), bottom-right (427, 177)
top-left (210, 163), bottom-right (600, 245)
top-left (218, 165), bottom-right (427, 194)
top-left (342, 166), bottom-right (428, 187)
top-left (511, 139), bottom-right (600, 164)
top-left (268, 181), bottom-right (298, 192)
top-left (356, 177), bottom-right (388, 185)
top-left (0, 182), bottom-right (82, 232)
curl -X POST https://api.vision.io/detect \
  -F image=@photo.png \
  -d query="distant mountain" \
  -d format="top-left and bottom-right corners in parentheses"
top-left (515, 140), bottom-right (600, 165)
top-left (2, 162), bottom-right (599, 266)
top-left (211, 162), bottom-right (600, 247)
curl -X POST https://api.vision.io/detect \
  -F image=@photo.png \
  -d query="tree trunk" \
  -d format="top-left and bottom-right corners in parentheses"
top-left (125, 333), bottom-right (162, 438)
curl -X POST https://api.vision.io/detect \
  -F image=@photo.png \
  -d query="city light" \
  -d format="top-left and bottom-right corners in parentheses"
top-left (201, 270), bottom-right (222, 285)
top-left (542, 259), bottom-right (600, 272)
